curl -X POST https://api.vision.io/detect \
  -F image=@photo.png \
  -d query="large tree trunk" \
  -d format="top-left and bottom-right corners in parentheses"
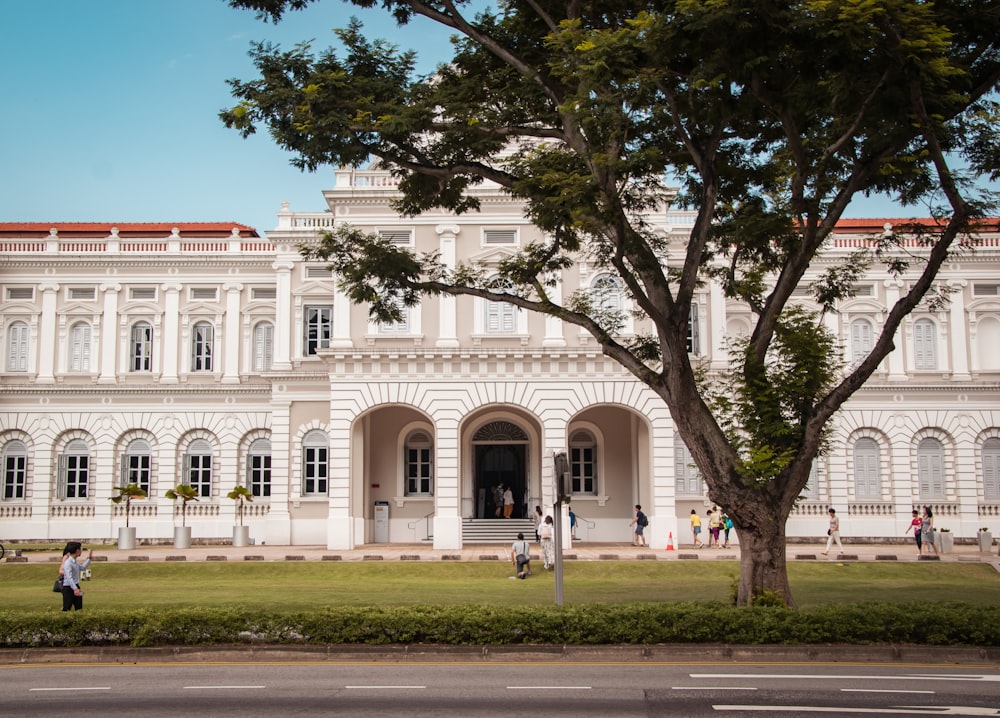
top-left (733, 503), bottom-right (795, 607)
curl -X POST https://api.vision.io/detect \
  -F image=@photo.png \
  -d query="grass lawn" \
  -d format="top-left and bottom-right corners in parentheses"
top-left (3, 560), bottom-right (998, 613)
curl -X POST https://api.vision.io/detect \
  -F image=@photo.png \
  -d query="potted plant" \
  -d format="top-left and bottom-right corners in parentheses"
top-left (110, 483), bottom-right (147, 550)
top-left (978, 527), bottom-right (993, 553)
top-left (164, 484), bottom-right (199, 548)
top-left (227, 485), bottom-right (254, 547)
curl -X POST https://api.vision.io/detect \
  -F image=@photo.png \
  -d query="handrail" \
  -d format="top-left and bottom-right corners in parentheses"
top-left (407, 510), bottom-right (435, 540)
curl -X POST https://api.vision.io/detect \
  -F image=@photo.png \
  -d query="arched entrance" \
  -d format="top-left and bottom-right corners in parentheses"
top-left (472, 420), bottom-right (529, 519)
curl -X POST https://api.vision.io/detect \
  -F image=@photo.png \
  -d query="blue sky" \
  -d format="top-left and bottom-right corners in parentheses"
top-left (0, 0), bottom-right (951, 237)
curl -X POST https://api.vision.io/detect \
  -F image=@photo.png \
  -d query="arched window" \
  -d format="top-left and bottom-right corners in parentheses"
top-left (591, 274), bottom-right (624, 315)
top-left (247, 439), bottom-right (272, 498)
top-left (853, 437), bottom-right (880, 499)
top-left (58, 439), bottom-right (90, 499)
top-left (485, 278), bottom-right (517, 333)
top-left (674, 434), bottom-right (702, 496)
top-left (983, 437), bottom-right (1000, 500)
top-left (6, 321), bottom-right (29, 372)
top-left (252, 322), bottom-right (273, 372)
top-left (121, 438), bottom-right (152, 494)
top-left (850, 318), bottom-right (874, 366)
top-left (917, 437), bottom-right (946, 499)
top-left (2, 440), bottom-right (27, 500)
top-left (130, 322), bottom-right (153, 372)
top-left (302, 430), bottom-right (328, 495)
top-left (185, 438), bottom-right (213, 498)
top-left (69, 322), bottom-right (92, 372)
top-left (404, 431), bottom-right (433, 496)
top-left (569, 430), bottom-right (598, 495)
top-left (913, 319), bottom-right (937, 370)
top-left (191, 322), bottom-right (214, 371)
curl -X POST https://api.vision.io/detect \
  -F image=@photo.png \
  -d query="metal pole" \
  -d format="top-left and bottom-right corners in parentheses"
top-left (552, 451), bottom-right (568, 606)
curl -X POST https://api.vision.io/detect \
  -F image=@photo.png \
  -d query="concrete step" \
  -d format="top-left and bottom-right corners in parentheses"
top-left (462, 518), bottom-right (535, 543)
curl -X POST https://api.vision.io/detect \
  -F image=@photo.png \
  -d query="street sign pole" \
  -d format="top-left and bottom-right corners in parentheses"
top-left (552, 451), bottom-right (569, 606)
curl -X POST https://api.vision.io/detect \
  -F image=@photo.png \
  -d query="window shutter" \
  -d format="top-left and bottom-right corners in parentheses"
top-left (913, 320), bottom-right (936, 370)
top-left (984, 438), bottom-right (1000, 500)
top-left (57, 454), bottom-right (67, 498)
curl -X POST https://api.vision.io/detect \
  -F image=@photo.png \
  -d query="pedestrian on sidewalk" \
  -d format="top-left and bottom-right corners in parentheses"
top-left (539, 515), bottom-right (555, 568)
top-left (629, 505), bottom-right (648, 547)
top-left (690, 509), bottom-right (704, 548)
top-left (921, 505), bottom-right (938, 555)
top-left (905, 509), bottom-right (923, 556)
top-left (822, 508), bottom-right (844, 556)
top-left (60, 541), bottom-right (92, 612)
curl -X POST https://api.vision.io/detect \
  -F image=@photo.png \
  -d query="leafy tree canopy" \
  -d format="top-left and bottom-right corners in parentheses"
top-left (223, 0), bottom-right (1000, 605)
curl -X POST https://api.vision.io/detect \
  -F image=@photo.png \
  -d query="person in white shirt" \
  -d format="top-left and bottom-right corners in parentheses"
top-left (509, 532), bottom-right (531, 579)
top-left (60, 541), bottom-right (92, 611)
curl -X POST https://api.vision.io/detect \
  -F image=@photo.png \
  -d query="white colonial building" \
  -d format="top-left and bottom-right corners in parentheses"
top-left (2, 169), bottom-right (999, 549)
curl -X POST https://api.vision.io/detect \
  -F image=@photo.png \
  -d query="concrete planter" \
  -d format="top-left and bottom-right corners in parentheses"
top-left (935, 530), bottom-right (954, 553)
top-left (233, 525), bottom-right (250, 547)
top-left (979, 531), bottom-right (993, 553)
top-left (173, 526), bottom-right (192, 549)
top-left (117, 526), bottom-right (137, 550)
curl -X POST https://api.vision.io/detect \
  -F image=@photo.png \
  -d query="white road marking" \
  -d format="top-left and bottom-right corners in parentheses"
top-left (673, 686), bottom-right (758, 691)
top-left (693, 673), bottom-right (1000, 683)
top-left (30, 687), bottom-right (111, 692)
top-left (714, 706), bottom-right (1000, 715)
top-left (344, 685), bottom-right (426, 689)
top-left (183, 685), bottom-right (266, 690)
top-left (841, 688), bottom-right (934, 694)
top-left (507, 686), bottom-right (592, 690)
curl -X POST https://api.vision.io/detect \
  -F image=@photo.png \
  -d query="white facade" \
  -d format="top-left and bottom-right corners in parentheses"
top-left (2, 176), bottom-right (999, 549)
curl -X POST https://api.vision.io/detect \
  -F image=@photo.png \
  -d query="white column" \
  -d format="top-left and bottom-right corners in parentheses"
top-left (883, 279), bottom-right (907, 381)
top-left (262, 397), bottom-right (292, 545)
top-left (98, 283), bottom-right (120, 384)
top-left (36, 283), bottom-right (58, 383)
top-left (160, 283), bottom-right (181, 383)
top-left (543, 272), bottom-right (567, 347)
top-left (433, 417), bottom-right (462, 549)
top-left (272, 260), bottom-right (294, 370)
top-left (331, 282), bottom-right (353, 348)
top-left (222, 282), bottom-right (243, 384)
top-left (709, 280), bottom-right (727, 370)
top-left (947, 279), bottom-right (971, 380)
top-left (436, 224), bottom-right (460, 348)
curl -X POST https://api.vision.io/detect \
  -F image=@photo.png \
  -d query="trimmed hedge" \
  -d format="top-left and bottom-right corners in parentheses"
top-left (1, 602), bottom-right (998, 648)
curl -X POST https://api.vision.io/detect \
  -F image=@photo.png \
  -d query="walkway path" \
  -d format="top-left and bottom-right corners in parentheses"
top-left (7, 540), bottom-right (998, 566)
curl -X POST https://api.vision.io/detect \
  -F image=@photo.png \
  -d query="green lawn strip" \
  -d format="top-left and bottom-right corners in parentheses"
top-left (2, 561), bottom-right (997, 612)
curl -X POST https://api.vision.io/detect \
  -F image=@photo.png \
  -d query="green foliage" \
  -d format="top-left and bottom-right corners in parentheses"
top-left (164, 484), bottom-right (199, 527)
top-left (226, 485), bottom-right (254, 526)
top-left (109, 484), bottom-right (147, 528)
top-left (223, 0), bottom-right (1000, 607)
top-left (2, 602), bottom-right (999, 648)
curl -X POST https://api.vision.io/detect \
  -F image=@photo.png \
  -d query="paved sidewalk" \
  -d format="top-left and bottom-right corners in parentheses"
top-left (7, 540), bottom-right (999, 566)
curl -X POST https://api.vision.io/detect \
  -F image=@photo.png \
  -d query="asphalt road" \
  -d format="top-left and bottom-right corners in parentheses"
top-left (3, 661), bottom-right (998, 717)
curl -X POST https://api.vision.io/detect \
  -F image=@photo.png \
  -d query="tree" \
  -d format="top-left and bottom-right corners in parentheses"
top-left (223, 0), bottom-right (1000, 605)
top-left (227, 485), bottom-right (255, 527)
top-left (110, 483), bottom-right (147, 528)
top-left (165, 484), bottom-right (200, 528)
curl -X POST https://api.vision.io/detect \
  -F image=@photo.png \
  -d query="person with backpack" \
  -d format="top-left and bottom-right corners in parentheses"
top-left (630, 504), bottom-right (648, 547)
top-left (509, 532), bottom-right (531, 579)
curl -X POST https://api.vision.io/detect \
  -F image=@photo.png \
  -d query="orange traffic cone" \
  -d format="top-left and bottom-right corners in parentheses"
top-left (665, 531), bottom-right (675, 551)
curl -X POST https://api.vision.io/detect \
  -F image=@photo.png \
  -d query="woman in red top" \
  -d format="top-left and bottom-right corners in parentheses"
top-left (905, 509), bottom-right (923, 556)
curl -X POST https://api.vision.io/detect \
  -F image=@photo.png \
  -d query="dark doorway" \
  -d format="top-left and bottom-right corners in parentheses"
top-left (475, 444), bottom-right (526, 519)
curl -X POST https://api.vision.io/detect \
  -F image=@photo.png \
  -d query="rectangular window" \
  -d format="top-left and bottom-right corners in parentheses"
top-left (3, 454), bottom-right (26, 500)
top-left (249, 454), bottom-right (272, 498)
top-left (122, 454), bottom-right (151, 495)
top-left (484, 229), bottom-right (517, 245)
top-left (129, 287), bottom-right (157, 301)
top-left (570, 446), bottom-right (596, 494)
top-left (7, 323), bottom-right (29, 372)
top-left (378, 229), bottom-right (413, 246)
top-left (191, 324), bottom-right (214, 371)
top-left (187, 454), bottom-right (212, 497)
top-left (405, 448), bottom-right (432, 494)
top-left (253, 323), bottom-right (274, 371)
top-left (69, 324), bottom-right (91, 372)
top-left (63, 454), bottom-right (89, 499)
top-left (68, 287), bottom-right (96, 301)
top-left (303, 446), bottom-right (328, 495)
top-left (686, 303), bottom-right (700, 355)
top-left (190, 287), bottom-right (218, 301)
top-left (913, 320), bottom-right (937, 370)
top-left (303, 305), bottom-right (332, 355)
top-left (130, 324), bottom-right (153, 372)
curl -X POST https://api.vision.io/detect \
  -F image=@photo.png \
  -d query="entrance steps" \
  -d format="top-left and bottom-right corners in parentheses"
top-left (462, 518), bottom-right (535, 543)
